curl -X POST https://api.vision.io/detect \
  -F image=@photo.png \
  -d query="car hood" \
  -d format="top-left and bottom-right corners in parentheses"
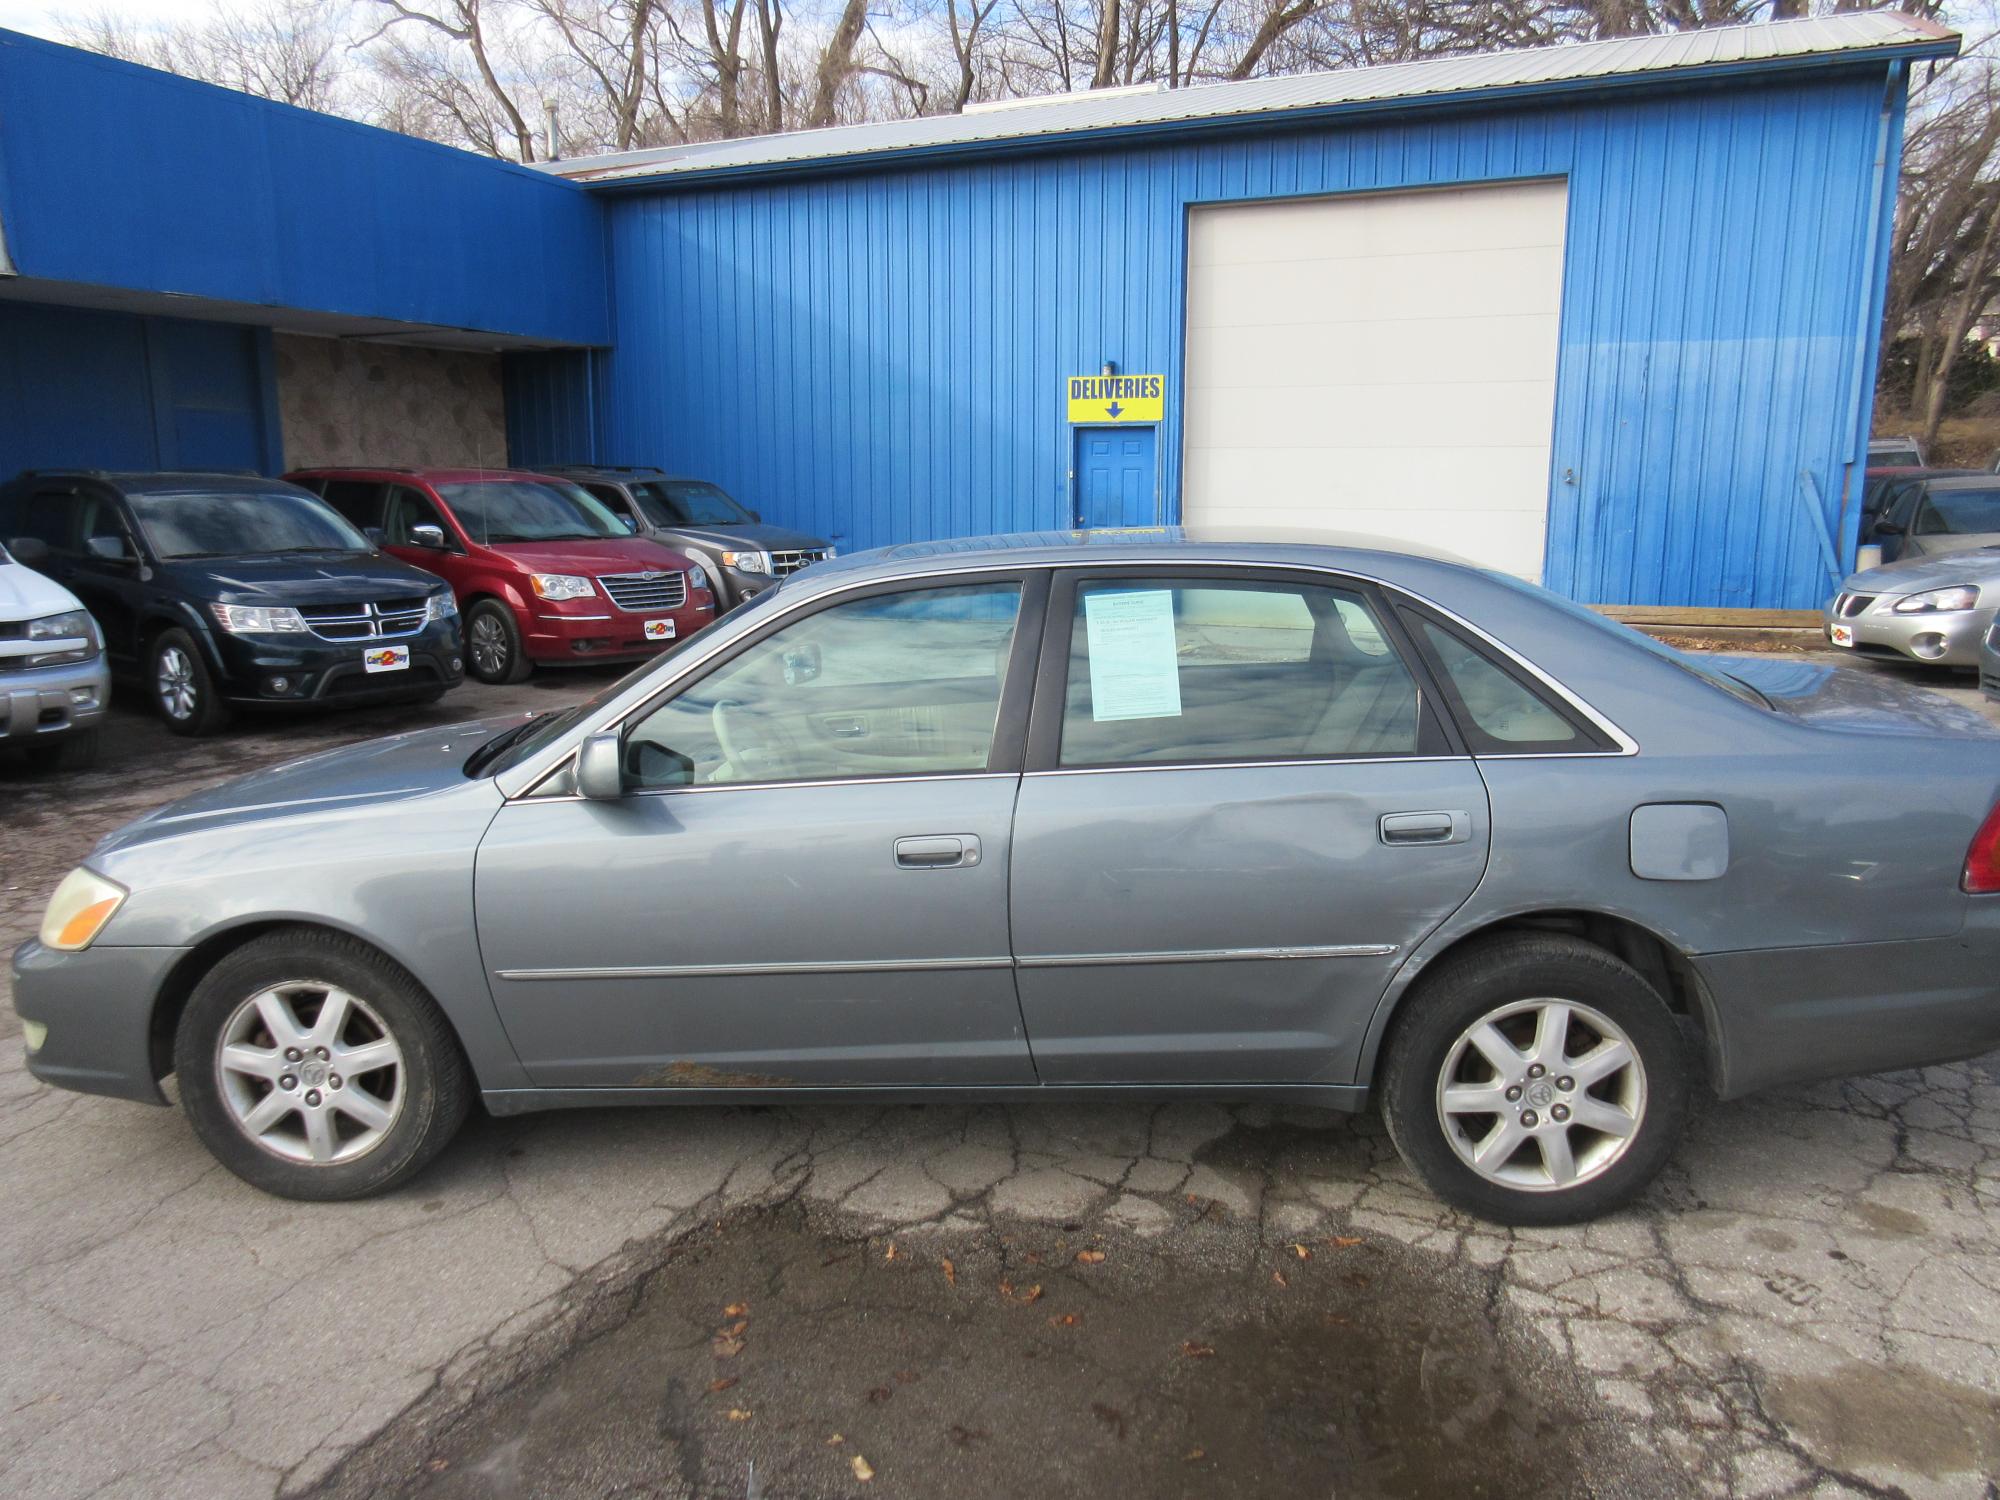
top-left (0, 557), bottom-right (84, 620)
top-left (665, 522), bottom-right (826, 553)
top-left (1840, 547), bottom-right (2000, 595)
top-left (492, 537), bottom-right (692, 574)
top-left (94, 714), bottom-right (525, 856)
top-left (1899, 534), bottom-right (2000, 564)
top-left (165, 553), bottom-right (446, 606)
top-left (1710, 655), bottom-right (2000, 739)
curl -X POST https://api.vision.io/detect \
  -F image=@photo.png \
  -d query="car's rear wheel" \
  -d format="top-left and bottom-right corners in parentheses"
top-left (150, 627), bottom-right (232, 737)
top-left (1380, 933), bottom-right (1688, 1226)
top-left (174, 929), bottom-right (470, 1200)
top-left (465, 600), bottom-right (531, 684)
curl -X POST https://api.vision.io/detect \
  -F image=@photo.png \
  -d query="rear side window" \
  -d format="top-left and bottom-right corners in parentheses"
top-left (1403, 611), bottom-right (1604, 754)
top-left (319, 480), bottom-right (387, 529)
top-left (1057, 578), bottom-right (1431, 767)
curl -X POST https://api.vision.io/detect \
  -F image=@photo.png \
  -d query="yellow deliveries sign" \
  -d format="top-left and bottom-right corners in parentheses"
top-left (1067, 373), bottom-right (1164, 424)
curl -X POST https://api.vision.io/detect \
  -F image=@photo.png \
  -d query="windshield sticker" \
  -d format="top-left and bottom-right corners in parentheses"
top-left (1084, 589), bottom-right (1182, 722)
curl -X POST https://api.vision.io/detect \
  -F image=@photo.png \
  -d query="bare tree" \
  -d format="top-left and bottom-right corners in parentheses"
top-left (357, 0), bottom-right (543, 160)
top-left (66, 0), bottom-right (350, 111)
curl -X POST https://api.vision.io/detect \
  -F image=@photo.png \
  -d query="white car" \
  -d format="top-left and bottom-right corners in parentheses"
top-left (0, 540), bottom-right (108, 770)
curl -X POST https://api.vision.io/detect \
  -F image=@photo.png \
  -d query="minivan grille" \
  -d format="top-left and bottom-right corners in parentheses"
top-left (770, 548), bottom-right (828, 578)
top-left (599, 571), bottom-right (687, 611)
top-left (297, 598), bottom-right (429, 641)
top-left (1834, 592), bottom-right (1876, 618)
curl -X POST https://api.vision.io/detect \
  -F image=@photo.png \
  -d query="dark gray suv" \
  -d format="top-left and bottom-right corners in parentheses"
top-left (546, 467), bottom-right (833, 610)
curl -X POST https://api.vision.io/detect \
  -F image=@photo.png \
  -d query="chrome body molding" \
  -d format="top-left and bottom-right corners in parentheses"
top-left (1017, 943), bottom-right (1399, 967)
top-left (499, 943), bottom-right (1400, 982)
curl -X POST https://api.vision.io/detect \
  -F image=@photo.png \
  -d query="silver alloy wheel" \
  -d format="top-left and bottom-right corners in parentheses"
top-left (215, 980), bottom-right (406, 1165)
top-left (469, 612), bottom-right (508, 677)
top-left (1435, 997), bottom-right (1646, 1193)
top-left (156, 644), bottom-right (198, 720)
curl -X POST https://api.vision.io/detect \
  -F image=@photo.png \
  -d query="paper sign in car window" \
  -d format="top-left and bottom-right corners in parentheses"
top-left (1084, 589), bottom-right (1182, 722)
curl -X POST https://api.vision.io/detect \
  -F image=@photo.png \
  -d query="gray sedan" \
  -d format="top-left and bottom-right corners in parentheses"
top-left (17, 532), bottom-right (2000, 1225)
top-left (1825, 547), bottom-right (2000, 667)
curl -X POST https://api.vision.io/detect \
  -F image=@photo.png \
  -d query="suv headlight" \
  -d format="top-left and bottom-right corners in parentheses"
top-left (720, 549), bottom-right (772, 576)
top-left (1893, 586), bottom-right (1979, 614)
top-left (211, 603), bottom-right (307, 634)
top-left (822, 546), bottom-right (837, 559)
top-left (687, 564), bottom-right (709, 591)
top-left (39, 868), bottom-right (127, 952)
top-left (426, 590), bottom-right (459, 621)
top-left (24, 609), bottom-right (100, 666)
top-left (528, 574), bottom-right (596, 601)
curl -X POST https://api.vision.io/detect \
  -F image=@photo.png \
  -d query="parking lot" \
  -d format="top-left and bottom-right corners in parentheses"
top-left (3, 656), bottom-right (1999, 1500)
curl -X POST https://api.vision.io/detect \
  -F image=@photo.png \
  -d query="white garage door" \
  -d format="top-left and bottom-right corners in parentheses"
top-left (1182, 180), bottom-right (1568, 581)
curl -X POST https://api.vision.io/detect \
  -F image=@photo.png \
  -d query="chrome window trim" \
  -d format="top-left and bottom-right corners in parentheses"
top-left (515, 766), bottom-right (1017, 804)
top-left (495, 556), bottom-right (1639, 798)
top-left (497, 955), bottom-right (1014, 981)
top-left (1018, 943), bottom-right (1397, 967)
top-left (1024, 755), bottom-right (1467, 777)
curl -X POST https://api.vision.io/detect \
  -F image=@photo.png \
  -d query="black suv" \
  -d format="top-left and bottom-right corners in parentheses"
top-left (545, 466), bottom-right (833, 610)
top-left (0, 472), bottom-right (465, 735)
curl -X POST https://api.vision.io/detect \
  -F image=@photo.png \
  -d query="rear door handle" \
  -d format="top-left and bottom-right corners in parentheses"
top-left (895, 835), bottom-right (981, 869)
top-left (1379, 811), bottom-right (1471, 846)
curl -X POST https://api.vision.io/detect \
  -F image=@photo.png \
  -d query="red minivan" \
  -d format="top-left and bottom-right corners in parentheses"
top-left (289, 468), bottom-right (716, 683)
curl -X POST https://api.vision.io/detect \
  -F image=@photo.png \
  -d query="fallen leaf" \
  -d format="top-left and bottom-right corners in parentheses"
top-left (1022, 1250), bottom-right (1043, 1265)
top-left (711, 1332), bottom-right (745, 1358)
top-left (1049, 1312), bottom-right (1080, 1328)
top-left (941, 1257), bottom-right (957, 1287)
top-left (851, 1454), bottom-right (876, 1482)
top-left (1328, 1235), bottom-right (1363, 1249)
top-left (726, 1408), bottom-right (752, 1421)
top-left (708, 1377), bottom-right (739, 1393)
top-left (1183, 1448), bottom-right (1207, 1463)
top-left (1075, 1249), bottom-right (1106, 1265)
top-left (1180, 1341), bottom-right (1216, 1358)
top-left (1292, 1243), bottom-right (1312, 1260)
top-left (722, 1319), bottom-right (748, 1337)
top-left (1272, 1269), bottom-right (1288, 1288)
top-left (883, 1242), bottom-right (898, 1261)
top-left (826, 1433), bottom-right (845, 1446)
top-left (866, 1386), bottom-right (893, 1404)
top-left (425, 1458), bottom-right (451, 1473)
top-left (723, 1302), bottom-right (749, 1317)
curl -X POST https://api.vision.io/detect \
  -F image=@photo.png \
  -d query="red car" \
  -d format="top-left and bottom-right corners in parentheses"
top-left (288, 468), bottom-right (716, 683)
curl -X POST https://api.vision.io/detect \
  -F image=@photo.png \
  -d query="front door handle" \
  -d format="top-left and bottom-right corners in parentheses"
top-left (1379, 811), bottom-right (1471, 846)
top-left (895, 835), bottom-right (982, 869)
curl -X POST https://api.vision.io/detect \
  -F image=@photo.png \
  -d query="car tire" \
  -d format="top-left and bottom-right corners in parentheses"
top-left (465, 600), bottom-right (532, 685)
top-left (150, 627), bottom-right (232, 736)
top-left (27, 727), bottom-right (99, 772)
top-left (173, 928), bottom-right (471, 1201)
top-left (1379, 933), bottom-right (1689, 1227)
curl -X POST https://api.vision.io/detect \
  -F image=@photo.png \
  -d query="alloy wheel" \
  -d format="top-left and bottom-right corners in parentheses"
top-left (215, 980), bottom-right (406, 1165)
top-left (156, 644), bottom-right (198, 721)
top-left (1434, 997), bottom-right (1646, 1192)
top-left (469, 613), bottom-right (509, 677)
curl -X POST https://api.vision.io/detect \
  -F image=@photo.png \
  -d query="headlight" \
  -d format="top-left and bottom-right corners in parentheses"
top-left (528, 574), bottom-right (596, 601)
top-left (823, 546), bottom-right (837, 560)
top-left (687, 564), bottom-right (709, 591)
top-left (27, 609), bottom-right (92, 642)
top-left (211, 603), bottom-right (307, 634)
top-left (38, 868), bottom-right (127, 952)
top-left (1892, 586), bottom-right (1980, 614)
top-left (426, 590), bottom-right (459, 621)
top-left (721, 550), bottom-right (772, 576)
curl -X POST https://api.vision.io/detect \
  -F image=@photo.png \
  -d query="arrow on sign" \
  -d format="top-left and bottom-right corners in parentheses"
top-left (1106, 401), bottom-right (1124, 418)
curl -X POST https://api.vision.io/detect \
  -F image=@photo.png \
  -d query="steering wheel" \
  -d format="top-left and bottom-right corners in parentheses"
top-left (711, 698), bottom-right (807, 781)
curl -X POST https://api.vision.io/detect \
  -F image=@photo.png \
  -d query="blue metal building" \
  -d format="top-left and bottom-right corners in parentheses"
top-left (0, 14), bottom-right (1961, 608)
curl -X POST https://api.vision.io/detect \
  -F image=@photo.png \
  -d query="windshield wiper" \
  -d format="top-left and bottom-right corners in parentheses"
top-left (464, 711), bottom-right (556, 777)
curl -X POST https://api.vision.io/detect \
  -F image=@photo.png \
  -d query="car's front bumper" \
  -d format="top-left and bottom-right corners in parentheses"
top-left (0, 654), bottom-right (110, 745)
top-left (523, 597), bottom-right (716, 663)
top-left (1823, 594), bottom-right (1995, 666)
top-left (12, 937), bottom-right (180, 1105)
top-left (211, 620), bottom-right (465, 706)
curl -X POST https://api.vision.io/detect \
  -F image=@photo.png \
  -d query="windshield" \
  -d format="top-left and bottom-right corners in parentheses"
top-left (1921, 485), bottom-right (2000, 535)
top-left (131, 490), bottom-right (370, 560)
top-left (1871, 446), bottom-right (1922, 468)
top-left (629, 480), bottom-right (753, 529)
top-left (438, 480), bottom-right (629, 545)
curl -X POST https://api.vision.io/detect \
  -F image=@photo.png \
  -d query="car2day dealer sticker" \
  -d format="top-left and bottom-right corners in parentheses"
top-left (645, 619), bottom-right (677, 641)
top-left (363, 645), bottom-right (411, 672)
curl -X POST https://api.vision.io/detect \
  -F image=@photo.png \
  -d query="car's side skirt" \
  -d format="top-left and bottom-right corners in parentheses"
top-left (481, 1081), bottom-right (1371, 1116)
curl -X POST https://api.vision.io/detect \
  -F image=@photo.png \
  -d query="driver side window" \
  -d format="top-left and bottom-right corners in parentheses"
top-left (623, 582), bottom-right (1023, 789)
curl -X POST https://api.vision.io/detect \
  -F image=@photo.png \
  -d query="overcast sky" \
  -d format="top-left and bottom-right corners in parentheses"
top-left (0, 0), bottom-right (220, 44)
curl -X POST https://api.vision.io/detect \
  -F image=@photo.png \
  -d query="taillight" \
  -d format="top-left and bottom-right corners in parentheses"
top-left (1963, 802), bottom-right (2000, 893)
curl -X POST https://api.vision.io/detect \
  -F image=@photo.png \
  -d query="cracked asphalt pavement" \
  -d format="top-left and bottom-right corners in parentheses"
top-left (2, 656), bottom-right (1999, 1500)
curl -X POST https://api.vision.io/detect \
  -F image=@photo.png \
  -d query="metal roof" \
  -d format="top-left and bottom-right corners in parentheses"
top-left (546, 11), bottom-right (1957, 188)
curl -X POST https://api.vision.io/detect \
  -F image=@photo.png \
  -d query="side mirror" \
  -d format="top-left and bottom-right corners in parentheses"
top-left (1873, 520), bottom-right (1903, 536)
top-left (364, 526), bottom-right (387, 545)
top-left (748, 509), bottom-right (763, 522)
top-left (86, 534), bottom-right (133, 563)
top-left (409, 524), bottom-right (447, 550)
top-left (7, 536), bottom-right (50, 567)
top-left (576, 730), bottom-right (625, 800)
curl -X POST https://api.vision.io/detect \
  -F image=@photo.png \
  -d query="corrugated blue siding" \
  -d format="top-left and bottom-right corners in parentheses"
top-left (0, 28), bottom-right (609, 345)
top-left (552, 69), bottom-right (1894, 608)
top-left (504, 349), bottom-right (600, 467)
top-left (0, 303), bottom-right (278, 478)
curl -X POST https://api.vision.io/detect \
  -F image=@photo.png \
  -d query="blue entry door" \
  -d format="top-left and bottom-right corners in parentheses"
top-left (1074, 426), bottom-right (1158, 528)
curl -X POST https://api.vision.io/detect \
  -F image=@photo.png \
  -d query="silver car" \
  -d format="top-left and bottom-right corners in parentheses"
top-left (1825, 548), bottom-right (2000, 667)
top-left (17, 531), bottom-right (2000, 1225)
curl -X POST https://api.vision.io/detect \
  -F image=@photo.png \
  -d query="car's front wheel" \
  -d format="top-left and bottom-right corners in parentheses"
top-left (465, 600), bottom-right (531, 684)
top-left (173, 929), bottom-right (470, 1200)
top-left (1379, 933), bottom-right (1689, 1226)
top-left (150, 627), bottom-right (231, 736)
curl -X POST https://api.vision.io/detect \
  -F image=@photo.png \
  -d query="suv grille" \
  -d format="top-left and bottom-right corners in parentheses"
top-left (599, 571), bottom-right (688, 611)
top-left (770, 548), bottom-right (828, 578)
top-left (1834, 592), bottom-right (1876, 618)
top-left (297, 598), bottom-right (430, 641)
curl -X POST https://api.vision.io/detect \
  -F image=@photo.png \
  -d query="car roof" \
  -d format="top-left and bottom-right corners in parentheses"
top-left (1921, 475), bottom-right (2000, 492)
top-left (13, 470), bottom-right (315, 497)
top-left (289, 466), bottom-right (575, 484)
